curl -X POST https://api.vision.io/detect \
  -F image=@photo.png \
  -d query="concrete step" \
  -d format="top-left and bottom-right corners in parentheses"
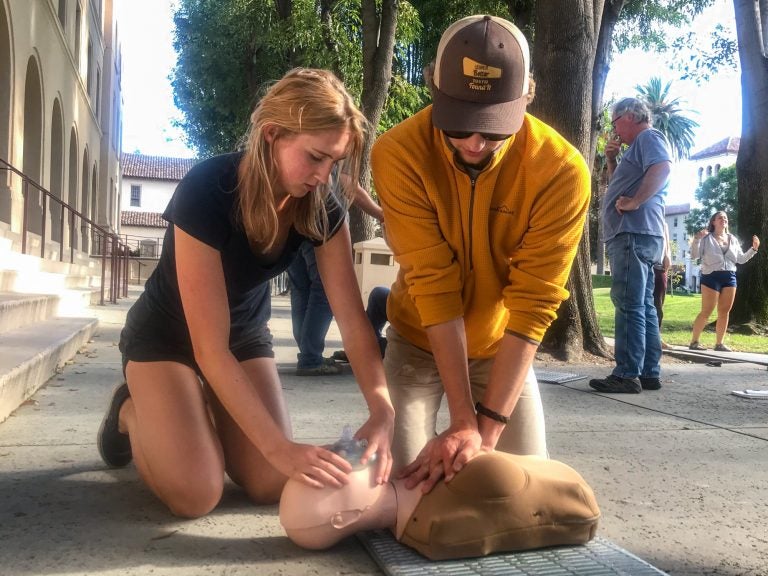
top-left (0, 315), bottom-right (98, 423)
top-left (0, 292), bottom-right (60, 335)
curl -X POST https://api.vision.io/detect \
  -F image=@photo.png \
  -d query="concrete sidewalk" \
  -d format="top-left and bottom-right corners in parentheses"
top-left (0, 289), bottom-right (766, 576)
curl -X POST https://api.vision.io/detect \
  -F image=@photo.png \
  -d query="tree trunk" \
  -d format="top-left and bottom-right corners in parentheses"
top-left (529, 0), bottom-right (611, 359)
top-left (595, 163), bottom-right (608, 275)
top-left (352, 0), bottom-right (399, 244)
top-left (730, 0), bottom-right (768, 325)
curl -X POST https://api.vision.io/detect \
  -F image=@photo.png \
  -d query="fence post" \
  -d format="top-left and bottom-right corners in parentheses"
top-left (100, 231), bottom-right (107, 306)
top-left (21, 180), bottom-right (28, 254)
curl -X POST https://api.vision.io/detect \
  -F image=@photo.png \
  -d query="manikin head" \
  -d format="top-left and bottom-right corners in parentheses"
top-left (279, 463), bottom-right (396, 549)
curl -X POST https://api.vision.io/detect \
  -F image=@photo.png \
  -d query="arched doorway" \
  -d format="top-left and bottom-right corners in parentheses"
top-left (67, 127), bottom-right (78, 250)
top-left (50, 99), bottom-right (64, 245)
top-left (0, 0), bottom-right (12, 225)
top-left (22, 56), bottom-right (44, 235)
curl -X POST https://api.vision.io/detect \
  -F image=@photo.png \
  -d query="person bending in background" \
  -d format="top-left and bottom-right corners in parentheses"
top-left (333, 285), bottom-right (391, 363)
top-left (97, 69), bottom-right (394, 518)
top-left (289, 184), bottom-right (384, 376)
top-left (689, 210), bottom-right (759, 352)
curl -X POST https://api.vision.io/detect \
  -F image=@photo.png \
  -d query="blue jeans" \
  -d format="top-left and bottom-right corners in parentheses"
top-left (606, 233), bottom-right (664, 379)
top-left (367, 286), bottom-right (390, 356)
top-left (287, 241), bottom-right (333, 369)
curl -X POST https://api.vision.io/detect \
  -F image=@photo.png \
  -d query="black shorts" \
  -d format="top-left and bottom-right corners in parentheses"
top-left (700, 270), bottom-right (737, 292)
top-left (119, 301), bottom-right (274, 376)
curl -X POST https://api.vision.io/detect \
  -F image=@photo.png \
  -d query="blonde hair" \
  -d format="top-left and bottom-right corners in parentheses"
top-left (237, 68), bottom-right (368, 249)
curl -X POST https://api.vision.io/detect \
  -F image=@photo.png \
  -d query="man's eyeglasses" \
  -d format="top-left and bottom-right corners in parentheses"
top-left (443, 130), bottom-right (512, 142)
top-left (610, 114), bottom-right (624, 129)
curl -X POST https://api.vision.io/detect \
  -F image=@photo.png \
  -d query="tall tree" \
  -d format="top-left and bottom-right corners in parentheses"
top-left (528, 1), bottom-right (609, 359)
top-left (730, 0), bottom-right (768, 325)
top-left (534, 0), bottom-right (717, 359)
top-left (635, 76), bottom-right (699, 160)
top-left (354, 0), bottom-right (399, 242)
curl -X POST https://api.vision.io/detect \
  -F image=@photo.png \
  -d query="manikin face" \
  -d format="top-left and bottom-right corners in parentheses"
top-left (445, 133), bottom-right (508, 169)
top-left (266, 126), bottom-right (351, 203)
top-left (280, 465), bottom-right (391, 549)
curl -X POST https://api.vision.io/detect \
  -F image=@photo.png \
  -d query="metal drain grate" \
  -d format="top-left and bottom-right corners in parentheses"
top-left (358, 531), bottom-right (668, 576)
top-left (536, 371), bottom-right (586, 384)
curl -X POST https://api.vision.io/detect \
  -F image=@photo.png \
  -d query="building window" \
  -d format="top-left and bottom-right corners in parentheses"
top-left (58, 0), bottom-right (67, 28)
top-left (87, 40), bottom-right (93, 95)
top-left (95, 69), bottom-right (101, 120)
top-left (75, 3), bottom-right (82, 69)
top-left (130, 185), bottom-right (141, 207)
top-left (673, 217), bottom-right (678, 227)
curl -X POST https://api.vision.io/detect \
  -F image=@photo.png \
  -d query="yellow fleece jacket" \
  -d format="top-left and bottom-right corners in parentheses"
top-left (372, 106), bottom-right (590, 357)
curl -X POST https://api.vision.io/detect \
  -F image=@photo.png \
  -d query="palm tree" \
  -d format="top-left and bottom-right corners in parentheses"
top-left (635, 77), bottom-right (699, 161)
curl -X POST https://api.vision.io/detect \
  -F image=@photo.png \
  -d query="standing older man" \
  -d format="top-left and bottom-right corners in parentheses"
top-left (372, 14), bottom-right (591, 492)
top-left (590, 98), bottom-right (672, 394)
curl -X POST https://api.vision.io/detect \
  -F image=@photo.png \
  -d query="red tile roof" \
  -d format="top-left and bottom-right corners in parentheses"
top-left (121, 152), bottom-right (198, 181)
top-left (120, 211), bottom-right (168, 228)
top-left (690, 137), bottom-right (740, 161)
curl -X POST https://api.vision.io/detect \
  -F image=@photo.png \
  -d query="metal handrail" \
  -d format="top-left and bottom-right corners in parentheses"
top-left (0, 157), bottom-right (129, 305)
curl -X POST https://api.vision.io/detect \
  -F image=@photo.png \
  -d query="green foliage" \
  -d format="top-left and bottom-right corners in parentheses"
top-left (634, 77), bottom-right (698, 160)
top-left (378, 75), bottom-right (431, 134)
top-left (171, 0), bottom-right (422, 157)
top-left (685, 165), bottom-right (738, 235)
top-left (407, 0), bottom-right (511, 68)
top-left (613, 0), bottom-right (715, 53)
top-left (670, 24), bottom-right (738, 83)
top-left (171, 0), bottom-right (297, 155)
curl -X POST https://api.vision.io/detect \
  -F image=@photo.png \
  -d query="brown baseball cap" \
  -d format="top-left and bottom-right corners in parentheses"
top-left (432, 15), bottom-right (530, 135)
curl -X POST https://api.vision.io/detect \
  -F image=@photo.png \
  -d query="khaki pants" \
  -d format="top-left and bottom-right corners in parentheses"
top-left (384, 328), bottom-right (548, 471)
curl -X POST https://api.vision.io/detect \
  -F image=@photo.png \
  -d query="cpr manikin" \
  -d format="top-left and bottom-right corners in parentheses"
top-left (280, 451), bottom-right (601, 560)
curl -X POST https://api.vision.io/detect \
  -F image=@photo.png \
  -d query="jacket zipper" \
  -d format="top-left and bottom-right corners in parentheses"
top-left (468, 175), bottom-right (476, 271)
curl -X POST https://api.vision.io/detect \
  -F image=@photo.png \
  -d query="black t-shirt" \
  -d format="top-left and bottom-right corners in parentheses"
top-left (124, 151), bottom-right (346, 353)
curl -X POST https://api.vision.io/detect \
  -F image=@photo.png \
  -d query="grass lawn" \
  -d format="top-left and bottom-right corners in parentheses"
top-left (592, 288), bottom-right (768, 354)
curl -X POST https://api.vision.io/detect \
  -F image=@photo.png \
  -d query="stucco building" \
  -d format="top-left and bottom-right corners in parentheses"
top-left (0, 0), bottom-right (122, 257)
top-left (119, 152), bottom-right (196, 282)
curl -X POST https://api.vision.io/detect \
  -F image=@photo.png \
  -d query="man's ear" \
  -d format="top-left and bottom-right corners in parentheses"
top-left (330, 510), bottom-right (364, 529)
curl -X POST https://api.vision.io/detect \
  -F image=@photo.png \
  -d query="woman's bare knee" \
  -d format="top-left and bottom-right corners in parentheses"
top-left (162, 474), bottom-right (224, 518)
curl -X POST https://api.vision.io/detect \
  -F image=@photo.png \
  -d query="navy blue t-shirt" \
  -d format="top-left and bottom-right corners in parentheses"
top-left (122, 151), bottom-right (345, 358)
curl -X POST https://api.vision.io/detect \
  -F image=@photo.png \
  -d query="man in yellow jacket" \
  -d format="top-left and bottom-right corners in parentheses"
top-left (372, 15), bottom-right (591, 492)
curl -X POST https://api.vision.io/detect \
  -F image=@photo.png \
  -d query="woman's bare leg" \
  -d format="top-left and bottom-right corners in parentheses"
top-left (120, 361), bottom-right (225, 518)
top-left (206, 357), bottom-right (291, 504)
top-left (691, 286), bottom-right (718, 343)
top-left (715, 287), bottom-right (737, 345)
